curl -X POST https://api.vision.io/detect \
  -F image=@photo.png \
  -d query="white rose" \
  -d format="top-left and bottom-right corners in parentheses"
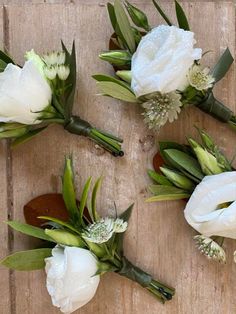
top-left (0, 60), bottom-right (52, 124)
top-left (45, 246), bottom-right (100, 314)
top-left (184, 172), bottom-right (236, 239)
top-left (131, 25), bottom-right (202, 98)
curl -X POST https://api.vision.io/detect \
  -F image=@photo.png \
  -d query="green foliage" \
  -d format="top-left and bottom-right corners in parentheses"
top-left (211, 48), bottom-right (234, 83)
top-left (147, 185), bottom-right (190, 201)
top-left (174, 0), bottom-right (190, 31)
top-left (152, 0), bottom-right (172, 26)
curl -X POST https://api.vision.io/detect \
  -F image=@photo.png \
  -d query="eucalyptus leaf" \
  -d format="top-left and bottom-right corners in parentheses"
top-left (211, 48), bottom-right (234, 83)
top-left (152, 0), bottom-right (172, 26)
top-left (163, 149), bottom-right (204, 180)
top-left (147, 185), bottom-right (190, 201)
top-left (175, 0), bottom-right (190, 31)
top-left (11, 127), bottom-right (47, 148)
top-left (62, 158), bottom-right (80, 223)
top-left (114, 0), bottom-right (136, 53)
top-left (6, 221), bottom-right (54, 242)
top-left (96, 81), bottom-right (137, 102)
top-left (147, 169), bottom-right (173, 186)
top-left (0, 248), bottom-right (52, 271)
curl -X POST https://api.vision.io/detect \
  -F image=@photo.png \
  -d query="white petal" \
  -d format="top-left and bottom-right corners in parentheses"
top-left (184, 172), bottom-right (236, 239)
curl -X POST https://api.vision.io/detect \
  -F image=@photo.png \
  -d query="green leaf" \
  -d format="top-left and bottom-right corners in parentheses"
top-left (6, 221), bottom-right (54, 242)
top-left (107, 3), bottom-right (118, 32)
top-left (114, 0), bottom-right (136, 53)
top-left (91, 177), bottom-right (102, 222)
top-left (152, 0), bottom-right (172, 26)
top-left (93, 74), bottom-right (132, 91)
top-left (147, 185), bottom-right (190, 201)
top-left (164, 149), bottom-right (204, 180)
top-left (96, 81), bottom-right (137, 102)
top-left (0, 50), bottom-right (15, 65)
top-left (62, 158), bottom-right (79, 223)
top-left (38, 216), bottom-right (80, 234)
top-left (0, 127), bottom-right (29, 140)
top-left (147, 169), bottom-right (173, 186)
top-left (79, 177), bottom-right (92, 223)
top-left (175, 0), bottom-right (190, 31)
top-left (0, 59), bottom-right (7, 72)
top-left (0, 248), bottom-right (52, 271)
top-left (116, 204), bottom-right (133, 255)
top-left (211, 48), bottom-right (234, 83)
top-left (159, 141), bottom-right (185, 164)
top-left (124, 1), bottom-right (150, 31)
top-left (11, 127), bottom-right (47, 148)
top-left (61, 41), bottom-right (76, 122)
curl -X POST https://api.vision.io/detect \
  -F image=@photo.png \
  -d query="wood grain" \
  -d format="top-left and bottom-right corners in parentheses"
top-left (0, 1), bottom-right (235, 314)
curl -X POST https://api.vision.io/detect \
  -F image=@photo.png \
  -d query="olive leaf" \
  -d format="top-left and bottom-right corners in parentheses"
top-left (175, 0), bottom-right (190, 31)
top-left (11, 127), bottom-right (47, 148)
top-left (0, 248), bottom-right (52, 271)
top-left (96, 81), bottom-right (137, 103)
top-left (211, 48), bottom-right (234, 83)
top-left (6, 221), bottom-right (54, 242)
top-left (62, 158), bottom-right (80, 223)
top-left (79, 176), bottom-right (92, 224)
top-left (147, 169), bottom-right (173, 186)
top-left (114, 0), bottom-right (136, 53)
top-left (91, 177), bottom-right (102, 222)
top-left (147, 185), bottom-right (190, 201)
top-left (163, 149), bottom-right (204, 180)
top-left (152, 0), bottom-right (172, 26)
top-left (38, 216), bottom-right (80, 234)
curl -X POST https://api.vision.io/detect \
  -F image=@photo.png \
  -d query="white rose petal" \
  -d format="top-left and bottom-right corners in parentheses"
top-left (0, 60), bottom-right (52, 124)
top-left (184, 172), bottom-right (236, 239)
top-left (45, 246), bottom-right (100, 314)
top-left (131, 25), bottom-right (202, 98)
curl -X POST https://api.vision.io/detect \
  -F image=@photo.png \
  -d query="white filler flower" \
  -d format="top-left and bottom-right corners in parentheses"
top-left (184, 172), bottom-right (236, 239)
top-left (0, 60), bottom-right (52, 124)
top-left (131, 25), bottom-right (202, 98)
top-left (45, 246), bottom-right (100, 314)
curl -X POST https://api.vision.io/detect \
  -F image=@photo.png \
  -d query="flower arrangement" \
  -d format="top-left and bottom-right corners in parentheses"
top-left (146, 129), bottom-right (236, 263)
top-left (93, 0), bottom-right (236, 131)
top-left (0, 43), bottom-right (123, 156)
top-left (1, 158), bottom-right (174, 313)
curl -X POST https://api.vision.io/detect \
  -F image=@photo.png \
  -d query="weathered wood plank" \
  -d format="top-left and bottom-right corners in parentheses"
top-left (4, 1), bottom-right (236, 314)
top-left (0, 6), bottom-right (11, 314)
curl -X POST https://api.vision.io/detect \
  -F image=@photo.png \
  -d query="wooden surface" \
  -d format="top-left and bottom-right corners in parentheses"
top-left (0, 1), bottom-right (236, 313)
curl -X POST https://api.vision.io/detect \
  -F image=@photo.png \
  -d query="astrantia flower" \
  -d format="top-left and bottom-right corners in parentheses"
top-left (82, 217), bottom-right (128, 244)
top-left (194, 235), bottom-right (226, 263)
top-left (188, 65), bottom-right (215, 91)
top-left (142, 92), bottom-right (182, 129)
top-left (45, 246), bottom-right (100, 314)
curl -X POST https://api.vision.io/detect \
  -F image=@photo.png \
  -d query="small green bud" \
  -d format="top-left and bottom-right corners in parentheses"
top-left (84, 240), bottom-right (106, 258)
top-left (99, 50), bottom-right (131, 66)
top-left (160, 167), bottom-right (194, 191)
top-left (125, 1), bottom-right (150, 31)
top-left (45, 229), bottom-right (85, 247)
top-left (0, 126), bottom-right (29, 139)
top-left (116, 70), bottom-right (132, 83)
top-left (198, 129), bottom-right (215, 150)
top-left (188, 138), bottom-right (223, 175)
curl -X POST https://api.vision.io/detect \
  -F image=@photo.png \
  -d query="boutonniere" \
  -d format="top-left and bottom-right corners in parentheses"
top-left (147, 129), bottom-right (236, 263)
top-left (0, 43), bottom-right (123, 156)
top-left (1, 158), bottom-right (174, 313)
top-left (93, 0), bottom-right (236, 131)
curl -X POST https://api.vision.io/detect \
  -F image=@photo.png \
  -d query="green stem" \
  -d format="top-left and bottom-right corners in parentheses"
top-left (118, 257), bottom-right (175, 303)
top-left (64, 116), bottom-right (124, 157)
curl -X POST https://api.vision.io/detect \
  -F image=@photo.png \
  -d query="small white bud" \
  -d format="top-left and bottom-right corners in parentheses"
top-left (44, 66), bottom-right (57, 80)
top-left (57, 65), bottom-right (70, 81)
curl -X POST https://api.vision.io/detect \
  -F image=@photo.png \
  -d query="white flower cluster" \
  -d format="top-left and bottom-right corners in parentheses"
top-left (43, 51), bottom-right (70, 81)
top-left (82, 217), bottom-right (128, 244)
top-left (194, 235), bottom-right (226, 263)
top-left (142, 92), bottom-right (182, 129)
